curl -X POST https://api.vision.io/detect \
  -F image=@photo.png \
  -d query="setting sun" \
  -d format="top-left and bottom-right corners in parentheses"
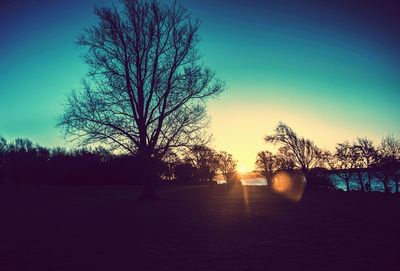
top-left (0, 0), bottom-right (399, 270)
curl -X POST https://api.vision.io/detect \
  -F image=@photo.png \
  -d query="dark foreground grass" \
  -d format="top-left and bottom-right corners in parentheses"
top-left (0, 185), bottom-right (399, 270)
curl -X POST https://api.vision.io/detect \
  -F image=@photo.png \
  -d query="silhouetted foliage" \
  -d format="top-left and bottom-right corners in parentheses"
top-left (0, 131), bottom-right (398, 194)
top-left (255, 151), bottom-right (276, 185)
top-left (58, 0), bottom-right (224, 198)
top-left (159, 150), bottom-right (180, 181)
top-left (174, 163), bottom-right (197, 183)
top-left (307, 168), bottom-right (335, 190)
top-left (265, 123), bottom-right (328, 188)
top-left (218, 151), bottom-right (240, 185)
top-left (328, 141), bottom-right (359, 192)
top-left (0, 138), bottom-right (150, 185)
top-left (0, 136), bottom-right (231, 186)
top-left (373, 136), bottom-right (400, 194)
top-left (255, 150), bottom-right (298, 186)
top-left (273, 151), bottom-right (296, 171)
top-left (184, 145), bottom-right (219, 182)
top-left (353, 137), bottom-right (377, 192)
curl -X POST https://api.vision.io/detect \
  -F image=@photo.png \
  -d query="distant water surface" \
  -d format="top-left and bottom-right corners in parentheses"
top-left (240, 173), bottom-right (396, 193)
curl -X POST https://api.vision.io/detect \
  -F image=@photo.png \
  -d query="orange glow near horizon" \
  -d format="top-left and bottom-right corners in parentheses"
top-left (272, 171), bottom-right (306, 202)
top-left (208, 98), bottom-right (386, 173)
top-left (237, 164), bottom-right (248, 175)
top-left (272, 172), bottom-right (292, 193)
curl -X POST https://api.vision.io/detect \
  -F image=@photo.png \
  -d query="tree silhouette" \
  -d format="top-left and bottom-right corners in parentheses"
top-left (353, 137), bottom-right (377, 192)
top-left (174, 162), bottom-right (196, 183)
top-left (265, 122), bottom-right (327, 187)
top-left (159, 150), bottom-right (180, 181)
top-left (58, 0), bottom-right (224, 198)
top-left (274, 150), bottom-right (296, 171)
top-left (255, 151), bottom-right (275, 185)
top-left (374, 136), bottom-right (400, 194)
top-left (184, 145), bottom-right (219, 182)
top-left (328, 142), bottom-right (358, 192)
top-left (7, 138), bottom-right (37, 184)
top-left (218, 151), bottom-right (239, 185)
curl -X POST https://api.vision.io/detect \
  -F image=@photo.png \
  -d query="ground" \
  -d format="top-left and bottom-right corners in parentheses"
top-left (0, 185), bottom-right (399, 270)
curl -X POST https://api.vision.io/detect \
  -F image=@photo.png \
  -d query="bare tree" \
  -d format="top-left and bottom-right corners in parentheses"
top-left (218, 151), bottom-right (239, 185)
top-left (374, 136), bottom-right (400, 194)
top-left (255, 151), bottom-right (275, 185)
top-left (328, 141), bottom-right (358, 192)
top-left (160, 149), bottom-right (180, 181)
top-left (265, 123), bottom-right (327, 187)
top-left (353, 137), bottom-right (377, 192)
top-left (185, 145), bottom-right (219, 182)
top-left (274, 150), bottom-right (296, 171)
top-left (58, 0), bottom-right (224, 198)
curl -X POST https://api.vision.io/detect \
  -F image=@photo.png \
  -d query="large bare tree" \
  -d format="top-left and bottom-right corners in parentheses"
top-left (58, 0), bottom-right (224, 197)
top-left (264, 123), bottom-right (330, 189)
top-left (265, 123), bottom-right (327, 176)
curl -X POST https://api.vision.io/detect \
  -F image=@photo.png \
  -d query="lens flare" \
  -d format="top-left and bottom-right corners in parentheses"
top-left (242, 184), bottom-right (250, 213)
top-left (272, 171), bottom-right (306, 202)
top-left (272, 172), bottom-right (292, 193)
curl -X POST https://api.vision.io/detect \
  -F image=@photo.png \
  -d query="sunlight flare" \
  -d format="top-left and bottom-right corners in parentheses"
top-left (272, 171), bottom-right (306, 202)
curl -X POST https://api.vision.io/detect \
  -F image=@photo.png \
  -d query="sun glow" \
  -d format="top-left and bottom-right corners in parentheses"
top-left (238, 165), bottom-right (248, 175)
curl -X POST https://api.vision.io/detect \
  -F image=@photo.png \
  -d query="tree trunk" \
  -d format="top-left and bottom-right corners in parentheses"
top-left (366, 171), bottom-right (372, 192)
top-left (265, 172), bottom-right (272, 186)
top-left (357, 171), bottom-right (365, 192)
top-left (382, 177), bottom-right (390, 194)
top-left (345, 178), bottom-right (350, 192)
top-left (138, 151), bottom-right (157, 199)
top-left (304, 170), bottom-right (312, 189)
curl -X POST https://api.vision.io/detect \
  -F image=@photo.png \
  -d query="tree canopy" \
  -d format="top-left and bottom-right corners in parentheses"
top-left (58, 0), bottom-right (224, 197)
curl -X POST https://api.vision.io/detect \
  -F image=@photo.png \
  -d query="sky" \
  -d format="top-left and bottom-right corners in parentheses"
top-left (1, 0), bottom-right (399, 171)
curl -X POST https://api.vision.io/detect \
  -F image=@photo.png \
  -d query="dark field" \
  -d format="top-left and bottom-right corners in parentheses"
top-left (0, 185), bottom-right (399, 271)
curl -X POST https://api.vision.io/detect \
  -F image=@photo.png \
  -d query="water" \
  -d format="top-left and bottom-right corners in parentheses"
top-left (329, 173), bottom-right (396, 193)
top-left (240, 177), bottom-right (267, 186)
top-left (240, 173), bottom-right (397, 193)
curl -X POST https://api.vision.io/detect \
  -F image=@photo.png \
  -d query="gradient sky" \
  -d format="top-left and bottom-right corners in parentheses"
top-left (1, 0), bottom-right (399, 171)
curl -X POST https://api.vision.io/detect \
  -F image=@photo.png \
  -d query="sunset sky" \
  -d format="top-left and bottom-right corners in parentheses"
top-left (1, 0), bottom-right (399, 171)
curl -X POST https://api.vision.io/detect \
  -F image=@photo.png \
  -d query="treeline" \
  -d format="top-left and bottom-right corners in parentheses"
top-left (256, 123), bottom-right (400, 194)
top-left (0, 138), bottom-right (141, 185)
top-left (2, 125), bottom-right (399, 193)
top-left (0, 137), bottom-right (239, 186)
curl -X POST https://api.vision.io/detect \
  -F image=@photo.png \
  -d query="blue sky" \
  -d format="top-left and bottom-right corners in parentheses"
top-left (0, 0), bottom-right (399, 169)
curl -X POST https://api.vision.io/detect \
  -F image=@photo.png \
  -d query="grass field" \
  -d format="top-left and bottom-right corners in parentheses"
top-left (0, 185), bottom-right (399, 270)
